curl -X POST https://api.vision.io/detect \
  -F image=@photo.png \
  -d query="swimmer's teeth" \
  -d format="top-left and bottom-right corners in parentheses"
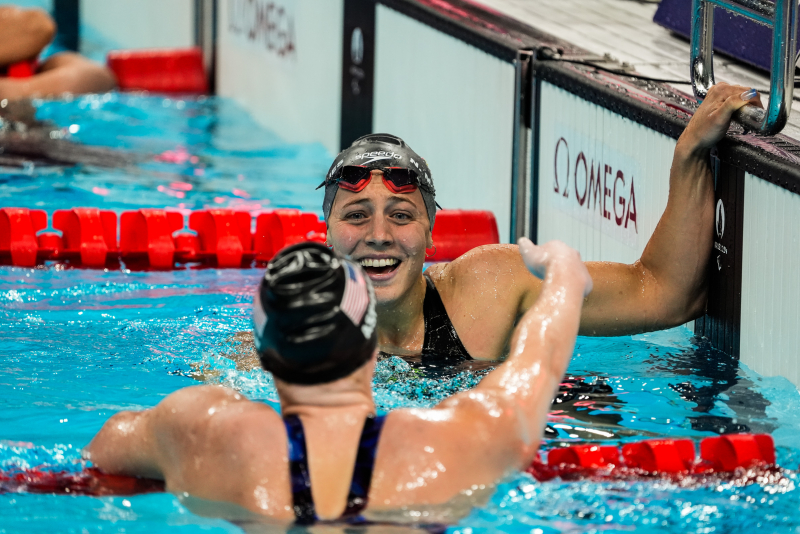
top-left (360, 258), bottom-right (398, 268)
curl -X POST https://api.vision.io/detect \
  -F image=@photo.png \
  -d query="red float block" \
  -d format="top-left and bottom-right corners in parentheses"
top-left (548, 445), bottom-right (620, 468)
top-left (173, 231), bottom-right (201, 264)
top-left (189, 210), bottom-right (253, 268)
top-left (622, 439), bottom-right (696, 473)
top-left (254, 210), bottom-right (326, 263)
top-left (0, 208), bottom-right (48, 267)
top-left (120, 209), bottom-right (185, 269)
top-left (429, 210), bottom-right (499, 262)
top-left (700, 434), bottom-right (775, 471)
top-left (6, 59), bottom-right (36, 78)
top-left (52, 208), bottom-right (117, 268)
top-left (107, 47), bottom-right (208, 94)
top-left (37, 231), bottom-right (63, 261)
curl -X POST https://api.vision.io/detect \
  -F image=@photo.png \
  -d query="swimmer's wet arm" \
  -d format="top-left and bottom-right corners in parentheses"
top-left (576, 83), bottom-right (762, 335)
top-left (84, 409), bottom-right (164, 479)
top-left (434, 241), bottom-right (590, 471)
top-left (84, 386), bottom-right (250, 481)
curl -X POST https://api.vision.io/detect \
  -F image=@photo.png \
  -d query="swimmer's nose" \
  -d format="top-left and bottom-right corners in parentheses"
top-left (365, 216), bottom-right (393, 248)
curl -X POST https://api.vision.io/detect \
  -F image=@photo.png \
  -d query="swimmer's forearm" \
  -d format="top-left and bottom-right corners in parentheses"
top-left (479, 269), bottom-right (584, 421)
top-left (578, 140), bottom-right (713, 336)
top-left (641, 139), bottom-right (714, 313)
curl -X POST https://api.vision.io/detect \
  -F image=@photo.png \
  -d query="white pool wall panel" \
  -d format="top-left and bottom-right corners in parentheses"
top-left (216, 0), bottom-right (343, 156)
top-left (741, 174), bottom-right (800, 386)
top-left (373, 4), bottom-right (516, 242)
top-left (80, 0), bottom-right (194, 54)
top-left (537, 82), bottom-right (674, 263)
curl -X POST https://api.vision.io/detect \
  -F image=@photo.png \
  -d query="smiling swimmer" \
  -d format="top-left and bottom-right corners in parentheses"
top-left (317, 84), bottom-right (763, 365)
top-left (85, 239), bottom-right (592, 526)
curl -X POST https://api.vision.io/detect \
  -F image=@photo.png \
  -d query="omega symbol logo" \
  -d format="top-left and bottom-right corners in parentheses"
top-left (715, 199), bottom-right (725, 239)
top-left (351, 28), bottom-right (364, 65)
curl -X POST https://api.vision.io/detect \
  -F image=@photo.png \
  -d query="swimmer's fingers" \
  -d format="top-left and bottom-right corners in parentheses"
top-left (519, 239), bottom-right (593, 296)
top-left (682, 83), bottom-right (762, 151)
top-left (518, 237), bottom-right (547, 280)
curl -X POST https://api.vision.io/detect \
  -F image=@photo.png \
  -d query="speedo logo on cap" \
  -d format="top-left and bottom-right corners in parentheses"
top-left (354, 151), bottom-right (402, 166)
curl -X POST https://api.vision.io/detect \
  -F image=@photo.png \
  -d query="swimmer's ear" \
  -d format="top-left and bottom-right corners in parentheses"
top-left (426, 230), bottom-right (433, 249)
top-left (325, 229), bottom-right (332, 248)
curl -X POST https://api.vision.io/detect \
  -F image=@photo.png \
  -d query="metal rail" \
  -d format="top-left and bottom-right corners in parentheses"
top-left (691, 0), bottom-right (798, 135)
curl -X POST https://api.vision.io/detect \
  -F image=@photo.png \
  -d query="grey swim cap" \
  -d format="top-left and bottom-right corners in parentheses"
top-left (319, 134), bottom-right (438, 228)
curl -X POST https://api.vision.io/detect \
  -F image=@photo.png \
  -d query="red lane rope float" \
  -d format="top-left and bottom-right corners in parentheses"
top-left (529, 434), bottom-right (782, 485)
top-left (0, 467), bottom-right (164, 496)
top-left (0, 434), bottom-right (780, 496)
top-left (0, 208), bottom-right (500, 269)
top-left (429, 209), bottom-right (500, 262)
top-left (6, 59), bottom-right (37, 78)
top-left (107, 47), bottom-right (208, 94)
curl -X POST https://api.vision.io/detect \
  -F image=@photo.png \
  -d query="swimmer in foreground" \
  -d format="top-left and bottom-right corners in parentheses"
top-left (0, 5), bottom-right (115, 99)
top-left (85, 239), bottom-right (592, 526)
top-left (309, 83), bottom-right (762, 364)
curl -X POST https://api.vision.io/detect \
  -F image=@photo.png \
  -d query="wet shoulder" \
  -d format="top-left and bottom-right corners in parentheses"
top-left (154, 385), bottom-right (284, 457)
top-left (427, 244), bottom-right (533, 300)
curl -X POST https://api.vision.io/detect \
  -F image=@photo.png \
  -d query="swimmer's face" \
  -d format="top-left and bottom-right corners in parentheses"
top-left (327, 170), bottom-right (432, 305)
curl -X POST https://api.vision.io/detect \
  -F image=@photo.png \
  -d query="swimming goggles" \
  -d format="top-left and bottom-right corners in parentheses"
top-left (316, 165), bottom-right (431, 194)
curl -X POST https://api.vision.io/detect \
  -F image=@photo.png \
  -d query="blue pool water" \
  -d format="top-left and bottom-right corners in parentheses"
top-left (3, 94), bottom-right (800, 533)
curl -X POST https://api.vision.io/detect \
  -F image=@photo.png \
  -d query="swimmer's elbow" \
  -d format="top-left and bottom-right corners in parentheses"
top-left (660, 288), bottom-right (707, 329)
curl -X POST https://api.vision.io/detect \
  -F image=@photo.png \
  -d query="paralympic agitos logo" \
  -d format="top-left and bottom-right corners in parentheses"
top-left (552, 137), bottom-right (638, 234)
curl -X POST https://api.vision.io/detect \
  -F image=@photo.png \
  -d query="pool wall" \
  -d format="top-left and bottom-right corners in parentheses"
top-left (216, 0), bottom-right (343, 157)
top-left (24, 0), bottom-right (800, 386)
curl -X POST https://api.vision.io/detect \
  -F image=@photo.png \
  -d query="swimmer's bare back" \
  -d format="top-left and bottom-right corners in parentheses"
top-left (85, 240), bottom-right (592, 524)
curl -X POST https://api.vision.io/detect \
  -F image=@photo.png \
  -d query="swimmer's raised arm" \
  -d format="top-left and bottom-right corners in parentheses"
top-left (468, 239), bottom-right (591, 463)
top-left (0, 6), bottom-right (55, 65)
top-left (438, 83), bottom-right (761, 340)
top-left (574, 83), bottom-right (762, 335)
top-left (394, 240), bottom-right (591, 483)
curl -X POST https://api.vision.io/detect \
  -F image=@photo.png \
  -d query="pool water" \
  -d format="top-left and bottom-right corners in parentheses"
top-left (3, 94), bottom-right (800, 533)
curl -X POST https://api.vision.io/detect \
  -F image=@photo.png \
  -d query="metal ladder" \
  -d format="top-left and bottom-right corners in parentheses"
top-left (691, 0), bottom-right (798, 135)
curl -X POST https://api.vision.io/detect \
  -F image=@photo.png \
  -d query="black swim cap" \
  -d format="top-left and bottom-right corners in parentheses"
top-left (252, 242), bottom-right (377, 385)
top-left (321, 133), bottom-right (438, 228)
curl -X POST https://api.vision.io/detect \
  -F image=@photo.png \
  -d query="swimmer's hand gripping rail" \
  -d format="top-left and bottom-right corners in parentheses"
top-left (691, 0), bottom-right (798, 135)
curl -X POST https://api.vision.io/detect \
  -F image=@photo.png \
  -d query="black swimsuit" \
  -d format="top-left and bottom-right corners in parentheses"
top-left (420, 274), bottom-right (473, 362)
top-left (284, 413), bottom-right (386, 525)
top-left (378, 274), bottom-right (472, 360)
